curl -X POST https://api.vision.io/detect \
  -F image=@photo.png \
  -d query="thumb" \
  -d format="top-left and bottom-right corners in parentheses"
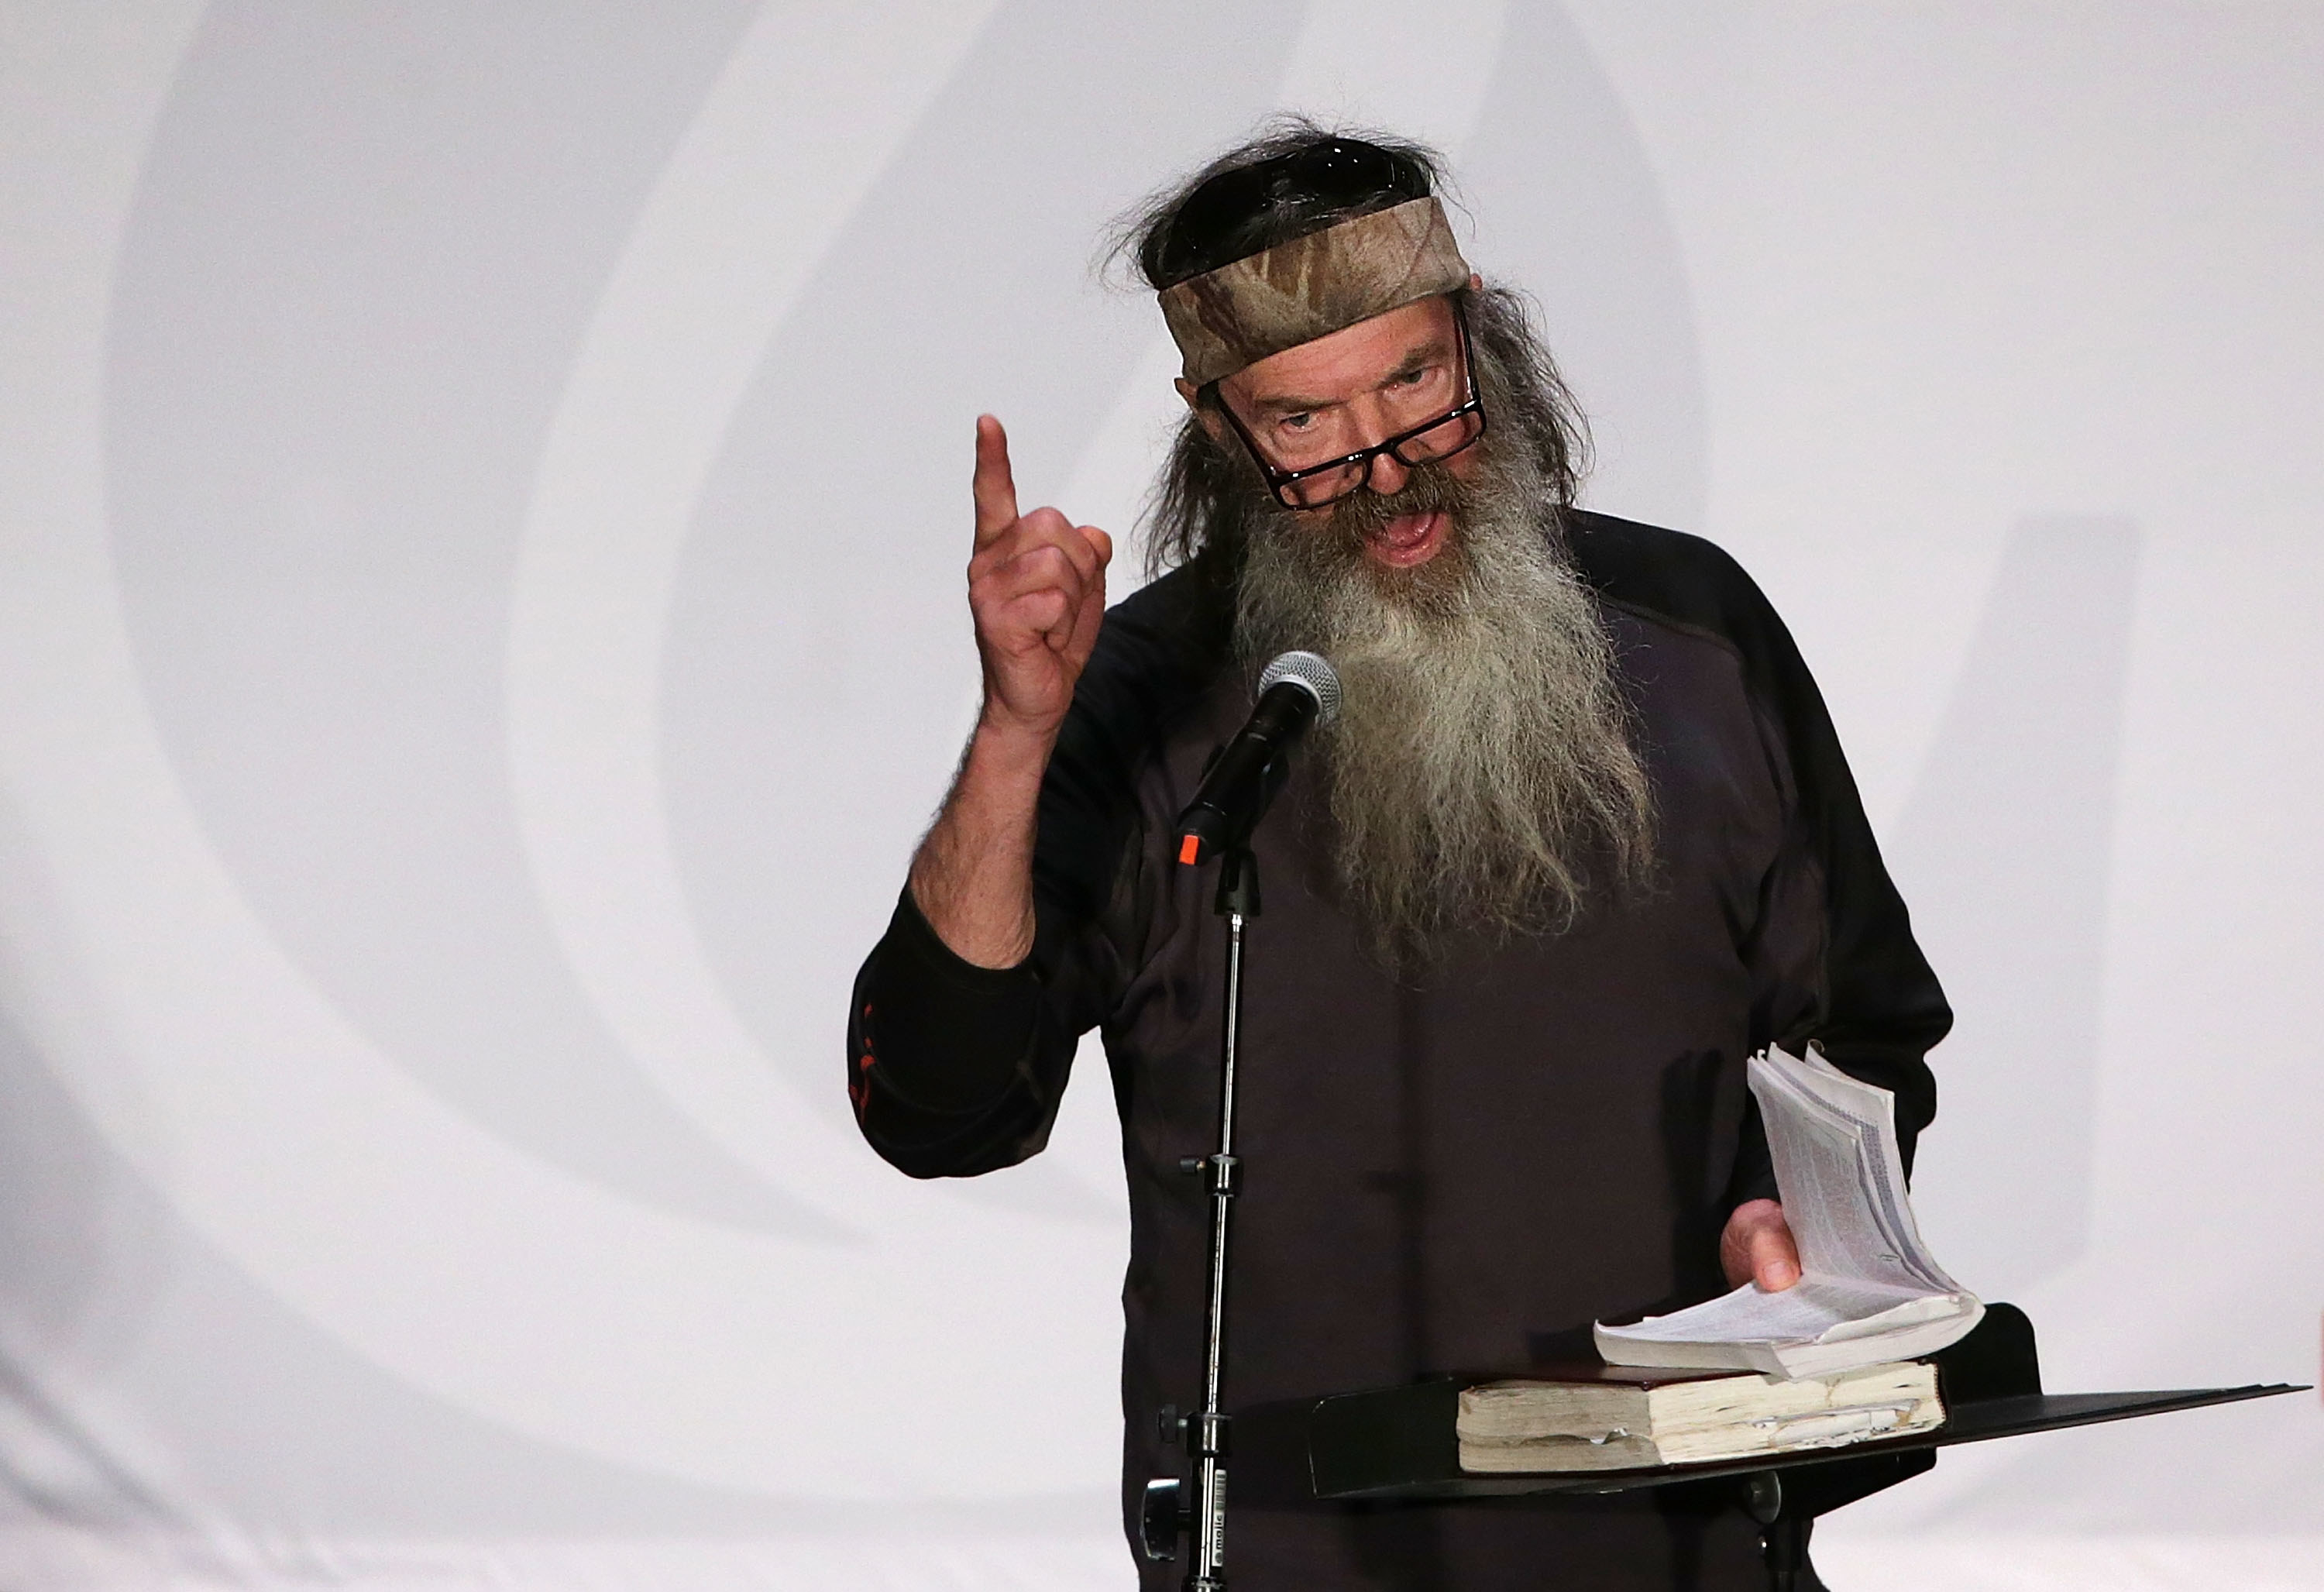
top-left (1057, 527), bottom-right (1112, 665)
top-left (1751, 1222), bottom-right (1800, 1291)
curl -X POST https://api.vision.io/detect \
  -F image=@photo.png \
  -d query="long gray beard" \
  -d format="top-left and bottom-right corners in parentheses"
top-left (1234, 445), bottom-right (1655, 961)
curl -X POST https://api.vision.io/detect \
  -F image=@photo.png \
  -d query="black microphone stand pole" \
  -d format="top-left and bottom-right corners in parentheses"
top-left (1142, 843), bottom-right (1261, 1591)
top-left (1188, 844), bottom-right (1258, 1590)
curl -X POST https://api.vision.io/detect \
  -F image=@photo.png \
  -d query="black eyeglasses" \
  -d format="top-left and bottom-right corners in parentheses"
top-left (1212, 305), bottom-right (1487, 511)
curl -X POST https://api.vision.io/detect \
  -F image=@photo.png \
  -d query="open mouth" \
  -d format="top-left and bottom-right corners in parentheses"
top-left (1365, 509), bottom-right (1449, 568)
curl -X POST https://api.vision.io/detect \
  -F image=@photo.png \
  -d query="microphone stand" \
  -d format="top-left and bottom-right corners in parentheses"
top-left (1143, 844), bottom-right (1260, 1591)
top-left (1143, 649), bottom-right (1334, 1588)
top-left (1188, 844), bottom-right (1258, 1591)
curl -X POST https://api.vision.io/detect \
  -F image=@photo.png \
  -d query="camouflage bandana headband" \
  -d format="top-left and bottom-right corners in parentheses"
top-left (1158, 196), bottom-right (1472, 387)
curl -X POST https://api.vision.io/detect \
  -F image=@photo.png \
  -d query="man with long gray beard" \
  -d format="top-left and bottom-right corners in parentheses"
top-left (847, 128), bottom-right (1950, 1590)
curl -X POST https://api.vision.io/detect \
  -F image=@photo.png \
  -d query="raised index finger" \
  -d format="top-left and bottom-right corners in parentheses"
top-left (972, 414), bottom-right (1019, 547)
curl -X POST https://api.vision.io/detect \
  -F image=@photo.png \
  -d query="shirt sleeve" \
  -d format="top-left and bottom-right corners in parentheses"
top-left (845, 888), bottom-right (1065, 1180)
top-left (846, 566), bottom-right (1227, 1179)
top-left (1738, 579), bottom-right (1949, 1176)
top-left (844, 727), bottom-right (1140, 1180)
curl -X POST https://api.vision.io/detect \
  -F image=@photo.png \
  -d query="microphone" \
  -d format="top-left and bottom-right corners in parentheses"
top-left (1174, 650), bottom-right (1341, 865)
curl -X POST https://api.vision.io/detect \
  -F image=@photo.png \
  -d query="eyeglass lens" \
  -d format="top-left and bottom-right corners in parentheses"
top-left (1277, 411), bottom-right (1483, 509)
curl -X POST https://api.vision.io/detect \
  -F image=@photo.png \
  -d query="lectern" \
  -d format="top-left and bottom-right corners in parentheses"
top-left (1197, 1304), bottom-right (2302, 1590)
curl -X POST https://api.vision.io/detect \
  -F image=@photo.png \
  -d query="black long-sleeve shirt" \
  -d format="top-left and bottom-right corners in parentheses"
top-left (848, 512), bottom-right (1950, 1590)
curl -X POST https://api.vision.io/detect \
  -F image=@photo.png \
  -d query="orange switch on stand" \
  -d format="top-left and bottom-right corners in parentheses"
top-left (1178, 834), bottom-right (1202, 865)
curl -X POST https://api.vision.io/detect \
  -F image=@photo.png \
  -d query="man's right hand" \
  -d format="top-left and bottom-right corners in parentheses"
top-left (968, 414), bottom-right (1112, 741)
top-left (906, 418), bottom-right (1112, 969)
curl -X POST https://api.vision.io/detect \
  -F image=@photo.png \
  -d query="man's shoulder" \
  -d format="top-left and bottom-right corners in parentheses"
top-left (1078, 562), bottom-right (1232, 711)
top-left (1562, 510), bottom-right (1783, 652)
top-left (1563, 511), bottom-right (1839, 772)
top-left (1049, 564), bottom-right (1230, 783)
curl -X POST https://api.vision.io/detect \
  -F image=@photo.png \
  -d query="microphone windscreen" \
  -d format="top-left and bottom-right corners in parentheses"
top-left (1257, 649), bottom-right (1341, 726)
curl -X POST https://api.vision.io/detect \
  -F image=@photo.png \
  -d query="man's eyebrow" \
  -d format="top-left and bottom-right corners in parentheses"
top-left (1249, 388), bottom-right (1335, 416)
top-left (1247, 340), bottom-right (1456, 416)
top-left (1382, 339), bottom-right (1453, 382)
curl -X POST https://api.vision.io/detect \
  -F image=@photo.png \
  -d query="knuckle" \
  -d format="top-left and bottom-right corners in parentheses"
top-left (1011, 543), bottom-right (1074, 583)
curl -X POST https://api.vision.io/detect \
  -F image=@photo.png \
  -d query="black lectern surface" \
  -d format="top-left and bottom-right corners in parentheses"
top-left (1301, 1378), bottom-right (2300, 1501)
top-left (1235, 1304), bottom-right (2305, 1592)
top-left (1253, 1305), bottom-right (2306, 1502)
top-left (1209, 1306), bottom-right (2305, 1592)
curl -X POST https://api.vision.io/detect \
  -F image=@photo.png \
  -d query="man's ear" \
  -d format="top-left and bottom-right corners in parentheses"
top-left (1177, 377), bottom-right (1229, 445)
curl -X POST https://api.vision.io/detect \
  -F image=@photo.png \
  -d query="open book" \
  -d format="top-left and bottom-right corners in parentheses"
top-left (1593, 1047), bottom-right (1982, 1378)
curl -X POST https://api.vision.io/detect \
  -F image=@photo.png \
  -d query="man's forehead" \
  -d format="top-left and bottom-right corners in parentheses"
top-left (1229, 297), bottom-right (1456, 406)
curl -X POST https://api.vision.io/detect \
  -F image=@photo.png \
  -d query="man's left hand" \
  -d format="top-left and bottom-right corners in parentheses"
top-left (1719, 1198), bottom-right (1801, 1291)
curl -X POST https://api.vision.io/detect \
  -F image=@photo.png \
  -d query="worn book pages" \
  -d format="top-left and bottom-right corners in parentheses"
top-left (1457, 1360), bottom-right (1945, 1473)
top-left (1593, 1049), bottom-right (1982, 1378)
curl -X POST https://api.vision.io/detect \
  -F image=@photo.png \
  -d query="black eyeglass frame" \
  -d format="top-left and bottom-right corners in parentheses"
top-left (1207, 302), bottom-right (1488, 512)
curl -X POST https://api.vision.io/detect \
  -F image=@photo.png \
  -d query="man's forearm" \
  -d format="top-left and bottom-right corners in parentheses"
top-left (906, 715), bottom-right (1056, 968)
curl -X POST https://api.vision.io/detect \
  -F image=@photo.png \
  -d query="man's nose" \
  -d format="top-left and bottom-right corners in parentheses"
top-left (1363, 449), bottom-right (1411, 496)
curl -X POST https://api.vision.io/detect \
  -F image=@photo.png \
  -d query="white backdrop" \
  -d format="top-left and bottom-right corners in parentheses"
top-left (1, 3), bottom-right (2319, 1587)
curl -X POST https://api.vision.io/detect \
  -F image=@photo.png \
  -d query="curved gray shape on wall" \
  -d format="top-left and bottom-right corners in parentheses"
top-left (1459, 2), bottom-right (1708, 534)
top-left (102, 4), bottom-right (834, 1234)
top-left (0, 999), bottom-right (1104, 1534)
